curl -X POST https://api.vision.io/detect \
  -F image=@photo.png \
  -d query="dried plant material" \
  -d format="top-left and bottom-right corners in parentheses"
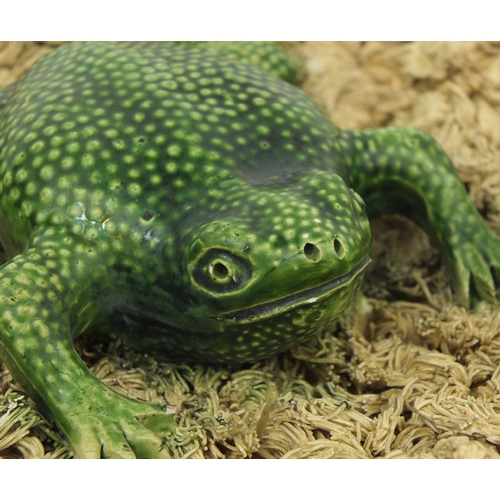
top-left (2, 41), bottom-right (500, 459)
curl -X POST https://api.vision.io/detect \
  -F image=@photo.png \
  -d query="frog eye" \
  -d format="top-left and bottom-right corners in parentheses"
top-left (208, 259), bottom-right (233, 285)
top-left (193, 249), bottom-right (251, 293)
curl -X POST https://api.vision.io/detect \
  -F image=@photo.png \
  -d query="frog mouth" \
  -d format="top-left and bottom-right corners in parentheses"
top-left (223, 254), bottom-right (371, 323)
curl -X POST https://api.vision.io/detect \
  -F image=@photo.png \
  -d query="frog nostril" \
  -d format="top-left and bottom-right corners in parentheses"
top-left (304, 243), bottom-right (321, 263)
top-left (333, 238), bottom-right (344, 259)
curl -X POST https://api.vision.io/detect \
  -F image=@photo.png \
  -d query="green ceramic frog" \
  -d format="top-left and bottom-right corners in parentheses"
top-left (0, 42), bottom-right (498, 457)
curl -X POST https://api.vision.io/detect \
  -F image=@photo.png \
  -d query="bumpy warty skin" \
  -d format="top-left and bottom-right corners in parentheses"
top-left (0, 42), bottom-right (498, 458)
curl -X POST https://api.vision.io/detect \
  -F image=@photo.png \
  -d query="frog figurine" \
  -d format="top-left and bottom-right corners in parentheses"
top-left (0, 42), bottom-right (498, 458)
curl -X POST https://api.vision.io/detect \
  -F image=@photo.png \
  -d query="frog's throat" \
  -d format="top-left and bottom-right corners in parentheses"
top-left (222, 254), bottom-right (372, 323)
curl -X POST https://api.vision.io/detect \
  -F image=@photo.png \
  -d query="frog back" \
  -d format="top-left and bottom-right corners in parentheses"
top-left (0, 42), bottom-right (344, 259)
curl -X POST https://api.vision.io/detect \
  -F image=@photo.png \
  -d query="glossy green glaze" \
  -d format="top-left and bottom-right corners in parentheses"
top-left (0, 42), bottom-right (499, 457)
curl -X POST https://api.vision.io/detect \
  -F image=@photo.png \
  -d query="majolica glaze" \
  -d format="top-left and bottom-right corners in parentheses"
top-left (0, 42), bottom-right (498, 457)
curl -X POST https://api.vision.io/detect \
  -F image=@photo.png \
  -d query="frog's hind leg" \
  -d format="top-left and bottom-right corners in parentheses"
top-left (340, 127), bottom-right (500, 307)
top-left (0, 236), bottom-right (177, 458)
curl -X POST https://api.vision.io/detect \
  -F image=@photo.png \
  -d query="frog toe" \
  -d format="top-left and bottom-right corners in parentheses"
top-left (101, 423), bottom-right (174, 459)
top-left (69, 414), bottom-right (171, 458)
top-left (469, 259), bottom-right (498, 306)
top-left (453, 232), bottom-right (500, 308)
top-left (84, 418), bottom-right (175, 458)
top-left (115, 412), bottom-right (177, 459)
top-left (70, 429), bottom-right (109, 459)
top-left (99, 407), bottom-right (177, 459)
top-left (61, 389), bottom-right (178, 458)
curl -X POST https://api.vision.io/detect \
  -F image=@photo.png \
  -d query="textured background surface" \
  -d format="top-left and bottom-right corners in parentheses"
top-left (1, 41), bottom-right (500, 458)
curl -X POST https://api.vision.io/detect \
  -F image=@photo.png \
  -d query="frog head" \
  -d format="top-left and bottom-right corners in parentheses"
top-left (168, 170), bottom-right (372, 361)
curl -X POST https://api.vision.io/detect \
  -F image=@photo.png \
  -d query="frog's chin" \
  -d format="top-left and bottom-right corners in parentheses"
top-left (221, 254), bottom-right (371, 324)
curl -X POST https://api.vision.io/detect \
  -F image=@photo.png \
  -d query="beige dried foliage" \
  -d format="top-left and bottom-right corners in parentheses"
top-left (0, 42), bottom-right (61, 87)
top-left (2, 41), bottom-right (500, 459)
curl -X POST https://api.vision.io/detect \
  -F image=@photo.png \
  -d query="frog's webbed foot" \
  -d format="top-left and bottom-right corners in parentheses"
top-left (64, 389), bottom-right (177, 458)
top-left (449, 224), bottom-right (500, 308)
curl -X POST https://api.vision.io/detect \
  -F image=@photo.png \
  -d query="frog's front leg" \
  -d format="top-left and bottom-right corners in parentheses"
top-left (0, 237), bottom-right (176, 458)
top-left (340, 127), bottom-right (500, 307)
